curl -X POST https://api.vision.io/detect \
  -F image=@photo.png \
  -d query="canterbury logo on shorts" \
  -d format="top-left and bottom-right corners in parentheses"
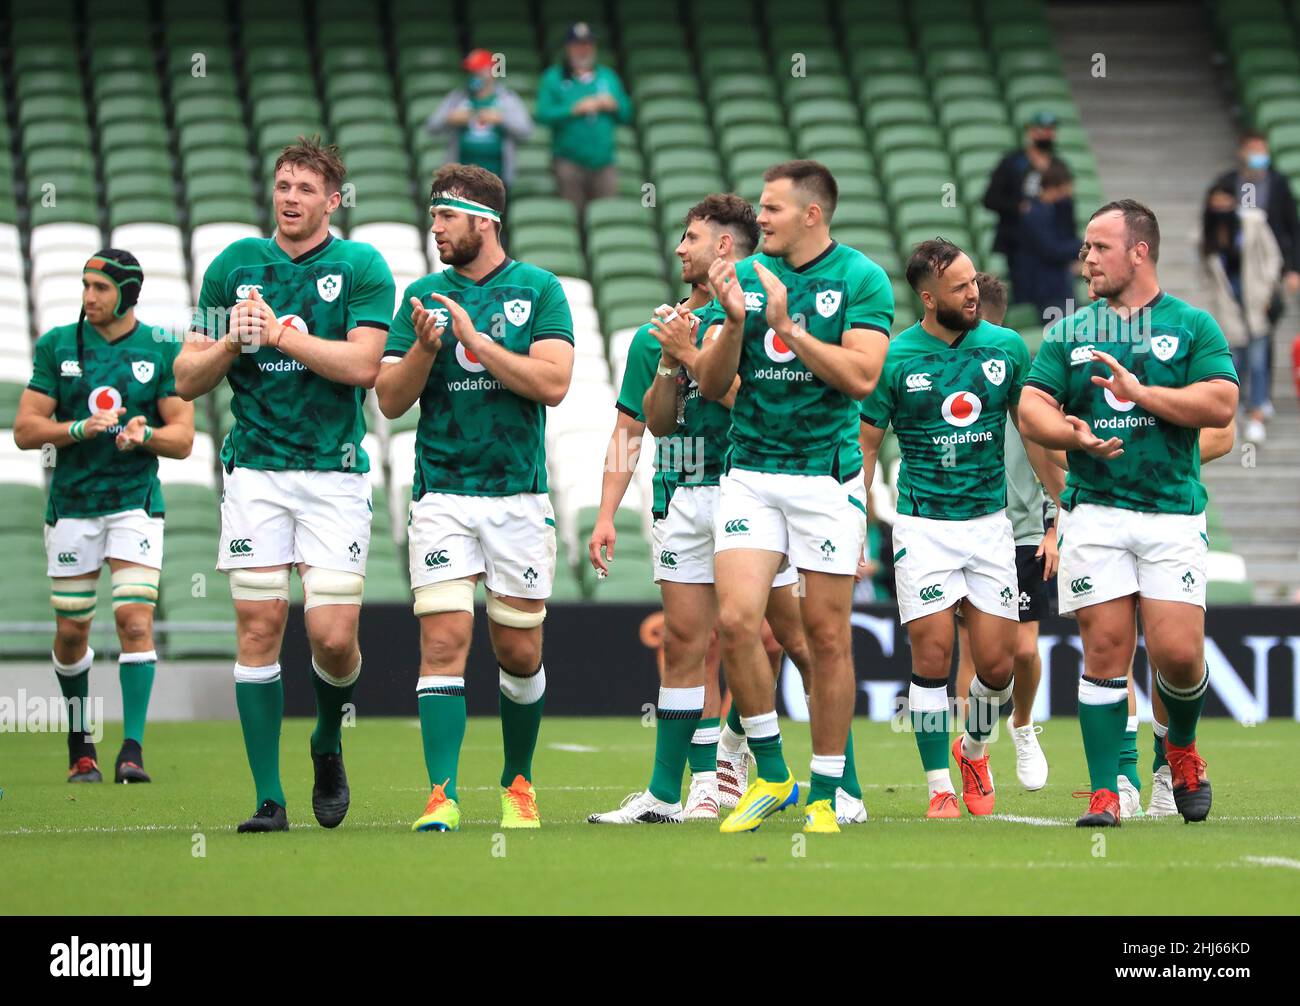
top-left (920, 584), bottom-right (944, 602)
top-left (57, 552), bottom-right (77, 564)
top-left (229, 539), bottom-right (253, 555)
top-left (424, 550), bottom-right (450, 567)
top-left (1070, 576), bottom-right (1093, 594)
top-left (724, 519), bottom-right (749, 534)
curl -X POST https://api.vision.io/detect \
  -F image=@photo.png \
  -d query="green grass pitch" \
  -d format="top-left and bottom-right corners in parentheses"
top-left (2, 717), bottom-right (1298, 914)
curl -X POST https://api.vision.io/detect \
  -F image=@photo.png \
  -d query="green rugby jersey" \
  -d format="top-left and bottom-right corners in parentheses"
top-left (385, 258), bottom-right (573, 497)
top-left (696, 241), bottom-right (893, 478)
top-left (1026, 291), bottom-right (1238, 515)
top-left (28, 321), bottom-right (180, 523)
top-left (860, 320), bottom-right (1031, 520)
top-left (615, 305), bottom-right (729, 515)
top-left (193, 234), bottom-right (395, 474)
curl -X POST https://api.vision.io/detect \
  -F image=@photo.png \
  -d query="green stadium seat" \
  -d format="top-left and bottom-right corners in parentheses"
top-left (110, 199), bottom-right (179, 228)
top-left (997, 50), bottom-right (1065, 79)
top-left (15, 70), bottom-right (81, 101)
top-left (948, 122), bottom-right (1017, 155)
top-left (106, 174), bottom-right (174, 204)
top-left (930, 74), bottom-right (1001, 104)
top-left (586, 200), bottom-right (656, 232)
top-left (189, 198), bottom-right (261, 228)
top-left (22, 120), bottom-right (92, 152)
top-left (101, 121), bottom-right (170, 154)
top-left (174, 94), bottom-right (243, 129)
top-left (25, 146), bottom-right (96, 178)
top-left (927, 50), bottom-right (994, 76)
top-left (874, 124), bottom-right (946, 156)
top-left (29, 198), bottom-right (99, 227)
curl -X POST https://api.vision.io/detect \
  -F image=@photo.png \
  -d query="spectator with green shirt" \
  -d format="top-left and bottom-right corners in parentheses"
top-left (427, 49), bottom-right (534, 190)
top-left (535, 22), bottom-right (633, 219)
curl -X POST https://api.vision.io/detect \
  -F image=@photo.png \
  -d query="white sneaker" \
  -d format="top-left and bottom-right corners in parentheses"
top-left (586, 790), bottom-right (683, 824)
top-left (834, 787), bottom-right (868, 824)
top-left (1008, 721), bottom-right (1048, 790)
top-left (1147, 765), bottom-right (1178, 818)
top-left (1245, 418), bottom-right (1267, 443)
top-left (683, 771), bottom-right (719, 820)
top-left (1118, 775), bottom-right (1144, 819)
top-left (717, 745), bottom-right (750, 809)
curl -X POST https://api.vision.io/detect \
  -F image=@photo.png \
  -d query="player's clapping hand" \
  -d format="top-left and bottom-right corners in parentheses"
top-left (83, 406), bottom-right (127, 437)
top-left (409, 297), bottom-right (444, 355)
top-left (1066, 414), bottom-right (1124, 460)
top-left (426, 292), bottom-right (476, 345)
top-left (587, 516), bottom-right (616, 576)
top-left (1088, 349), bottom-right (1143, 405)
top-left (752, 261), bottom-right (791, 335)
top-left (242, 288), bottom-right (285, 348)
top-left (649, 304), bottom-right (698, 362)
top-left (707, 259), bottom-right (746, 323)
top-left (115, 415), bottom-right (149, 452)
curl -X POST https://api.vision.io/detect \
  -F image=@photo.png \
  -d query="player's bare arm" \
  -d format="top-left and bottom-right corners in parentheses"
top-left (587, 410), bottom-right (643, 574)
top-left (375, 297), bottom-right (444, 418)
top-left (1017, 385), bottom-right (1125, 459)
top-left (1010, 403), bottom-right (1066, 509)
top-left (114, 397), bottom-right (195, 459)
top-left (174, 306), bottom-right (253, 400)
top-left (428, 291), bottom-right (573, 407)
top-left (642, 358), bottom-right (680, 439)
top-left (13, 389), bottom-right (124, 450)
top-left (1089, 349), bottom-right (1236, 429)
top-left (859, 418), bottom-right (887, 500)
top-left (1199, 417), bottom-right (1236, 462)
top-left (693, 259), bottom-right (746, 399)
top-left (751, 261), bottom-right (885, 398)
top-left (243, 288), bottom-right (385, 389)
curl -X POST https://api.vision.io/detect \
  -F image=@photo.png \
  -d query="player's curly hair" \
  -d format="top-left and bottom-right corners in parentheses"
top-left (974, 271), bottom-right (1007, 323)
top-left (684, 194), bottom-right (761, 256)
top-left (906, 237), bottom-right (965, 291)
top-left (274, 135), bottom-right (347, 194)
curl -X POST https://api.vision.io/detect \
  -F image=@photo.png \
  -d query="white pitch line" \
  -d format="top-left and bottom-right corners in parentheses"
top-left (548, 743), bottom-right (600, 753)
top-left (1242, 855), bottom-right (1300, 870)
top-left (988, 813), bottom-right (1069, 826)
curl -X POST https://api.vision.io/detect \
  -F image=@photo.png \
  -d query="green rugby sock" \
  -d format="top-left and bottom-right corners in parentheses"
top-left (1156, 667), bottom-right (1208, 747)
top-left (118, 650), bottom-right (156, 745)
top-left (909, 675), bottom-right (951, 774)
top-left (840, 726), bottom-right (862, 799)
top-left (1078, 675), bottom-right (1128, 793)
top-left (742, 712), bottom-right (788, 781)
top-left (726, 702), bottom-right (743, 735)
top-left (417, 676), bottom-right (466, 800)
top-left (649, 687), bottom-right (703, 803)
top-left (310, 657), bottom-right (359, 756)
top-left (688, 716), bottom-right (720, 774)
top-left (234, 663), bottom-right (286, 808)
top-left (499, 665), bottom-right (545, 787)
top-left (54, 647), bottom-right (94, 760)
top-left (1152, 720), bottom-right (1168, 771)
top-left (1120, 714), bottom-right (1140, 792)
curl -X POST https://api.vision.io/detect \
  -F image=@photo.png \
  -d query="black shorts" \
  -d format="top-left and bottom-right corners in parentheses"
top-left (1016, 543), bottom-right (1054, 622)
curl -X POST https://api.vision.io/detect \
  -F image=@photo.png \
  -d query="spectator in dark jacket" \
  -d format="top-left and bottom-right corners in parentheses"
top-left (983, 111), bottom-right (1061, 302)
top-left (1215, 130), bottom-right (1300, 296)
top-left (1015, 160), bottom-right (1081, 319)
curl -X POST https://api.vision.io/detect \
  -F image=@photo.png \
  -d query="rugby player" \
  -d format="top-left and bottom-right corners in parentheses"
top-left (176, 137), bottom-right (396, 832)
top-left (14, 249), bottom-right (194, 783)
top-left (1019, 200), bottom-right (1237, 826)
top-left (375, 164), bottom-right (574, 832)
top-left (693, 160), bottom-right (893, 834)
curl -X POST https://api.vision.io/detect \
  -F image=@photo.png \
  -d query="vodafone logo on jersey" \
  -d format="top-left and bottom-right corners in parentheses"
top-left (456, 338), bottom-right (488, 373)
top-left (87, 386), bottom-right (122, 414)
top-left (941, 391), bottom-right (982, 428)
top-left (763, 327), bottom-right (797, 363)
top-left (279, 315), bottom-right (309, 334)
top-left (1103, 386), bottom-right (1136, 412)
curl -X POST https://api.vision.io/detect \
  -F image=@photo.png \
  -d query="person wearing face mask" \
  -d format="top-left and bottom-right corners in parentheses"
top-left (1215, 131), bottom-right (1300, 298)
top-left (1195, 182), bottom-right (1282, 443)
top-left (983, 112), bottom-right (1066, 305)
top-left (427, 49), bottom-right (534, 191)
top-left (1015, 159), bottom-right (1083, 321)
top-left (535, 22), bottom-right (633, 219)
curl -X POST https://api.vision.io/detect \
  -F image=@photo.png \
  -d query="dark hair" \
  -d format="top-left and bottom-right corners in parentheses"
top-left (762, 159), bottom-right (838, 221)
top-left (1200, 182), bottom-right (1242, 260)
top-left (684, 193), bottom-right (761, 257)
top-left (1041, 159), bottom-right (1073, 190)
top-left (275, 135), bottom-right (346, 193)
top-left (1089, 198), bottom-right (1160, 263)
top-left (906, 237), bottom-right (965, 292)
top-left (975, 271), bottom-right (1007, 320)
top-left (429, 162), bottom-right (507, 231)
top-left (1239, 129), bottom-right (1268, 146)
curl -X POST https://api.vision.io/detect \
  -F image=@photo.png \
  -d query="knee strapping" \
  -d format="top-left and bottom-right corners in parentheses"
top-left (51, 577), bottom-right (98, 622)
top-left (413, 578), bottom-right (475, 618)
top-left (111, 566), bottom-right (159, 610)
top-left (228, 568), bottom-right (290, 603)
top-left (486, 593), bottom-right (545, 629)
top-left (302, 567), bottom-right (364, 610)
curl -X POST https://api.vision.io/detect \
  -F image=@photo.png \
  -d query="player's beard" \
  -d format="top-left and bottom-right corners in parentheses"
top-left (936, 303), bottom-right (979, 331)
top-left (681, 254), bottom-right (710, 286)
top-left (1088, 266), bottom-right (1131, 301)
top-left (440, 228), bottom-right (484, 267)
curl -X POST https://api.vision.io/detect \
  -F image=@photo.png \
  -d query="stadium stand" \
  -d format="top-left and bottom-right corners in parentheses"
top-left (0, 0), bottom-right (1268, 626)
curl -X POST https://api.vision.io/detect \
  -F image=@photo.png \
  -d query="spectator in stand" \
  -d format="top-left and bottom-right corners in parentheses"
top-left (426, 49), bottom-right (534, 190)
top-left (535, 22), bottom-right (633, 220)
top-left (983, 111), bottom-right (1062, 305)
top-left (1215, 131), bottom-right (1300, 297)
top-left (1196, 181), bottom-right (1283, 444)
top-left (1016, 160), bottom-right (1082, 320)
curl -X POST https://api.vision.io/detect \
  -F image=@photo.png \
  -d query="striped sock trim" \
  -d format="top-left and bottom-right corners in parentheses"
top-left (417, 675), bottom-right (465, 697)
top-left (1152, 719), bottom-right (1169, 739)
top-left (657, 685), bottom-right (705, 712)
top-left (971, 671), bottom-right (1013, 703)
top-left (810, 754), bottom-right (845, 778)
top-left (233, 662), bottom-right (281, 684)
top-left (1156, 668), bottom-right (1208, 701)
top-left (119, 649), bottom-right (158, 665)
top-left (691, 725), bottom-right (721, 746)
top-left (314, 656), bottom-right (360, 688)
top-left (740, 711), bottom-right (779, 741)
top-left (1078, 675), bottom-right (1128, 706)
top-left (53, 647), bottom-right (94, 676)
